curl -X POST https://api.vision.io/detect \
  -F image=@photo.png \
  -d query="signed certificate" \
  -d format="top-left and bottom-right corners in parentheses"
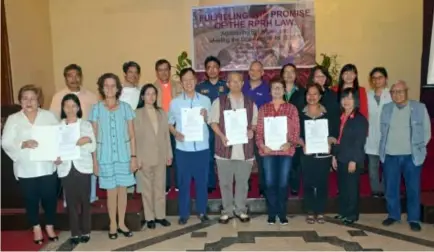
top-left (304, 119), bottom-right (329, 154)
top-left (181, 107), bottom-right (204, 142)
top-left (264, 116), bottom-right (287, 151)
top-left (58, 122), bottom-right (81, 160)
top-left (223, 108), bottom-right (248, 146)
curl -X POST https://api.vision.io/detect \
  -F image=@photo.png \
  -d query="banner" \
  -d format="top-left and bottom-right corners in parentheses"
top-left (192, 1), bottom-right (315, 71)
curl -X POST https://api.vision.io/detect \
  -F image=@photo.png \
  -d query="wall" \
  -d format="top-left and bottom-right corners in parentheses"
top-left (5, 0), bottom-right (423, 103)
top-left (4, 0), bottom-right (55, 107)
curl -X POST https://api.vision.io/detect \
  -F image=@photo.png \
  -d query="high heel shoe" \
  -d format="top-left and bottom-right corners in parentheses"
top-left (33, 238), bottom-right (44, 245)
top-left (117, 228), bottom-right (133, 237)
top-left (108, 232), bottom-right (118, 240)
top-left (48, 236), bottom-right (59, 242)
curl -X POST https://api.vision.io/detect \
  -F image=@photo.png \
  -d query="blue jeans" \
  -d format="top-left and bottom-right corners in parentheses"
top-left (263, 155), bottom-right (292, 219)
top-left (175, 149), bottom-right (210, 219)
top-left (383, 155), bottom-right (422, 223)
top-left (166, 134), bottom-right (178, 189)
top-left (207, 126), bottom-right (216, 189)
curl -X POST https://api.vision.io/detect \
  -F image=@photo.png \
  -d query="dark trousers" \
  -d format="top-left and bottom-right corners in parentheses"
top-left (254, 140), bottom-right (264, 192)
top-left (207, 126), bottom-right (216, 189)
top-left (337, 161), bottom-right (361, 221)
top-left (301, 155), bottom-right (330, 214)
top-left (19, 173), bottom-right (58, 227)
top-left (166, 134), bottom-right (178, 189)
top-left (383, 155), bottom-right (422, 223)
top-left (62, 166), bottom-right (92, 237)
top-left (263, 155), bottom-right (292, 219)
top-left (176, 149), bottom-right (210, 219)
top-left (289, 147), bottom-right (302, 192)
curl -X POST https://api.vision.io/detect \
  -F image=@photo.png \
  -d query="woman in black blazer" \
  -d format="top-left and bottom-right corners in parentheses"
top-left (332, 87), bottom-right (368, 225)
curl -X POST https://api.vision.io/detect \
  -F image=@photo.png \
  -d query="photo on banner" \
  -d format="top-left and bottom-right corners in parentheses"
top-left (192, 0), bottom-right (315, 71)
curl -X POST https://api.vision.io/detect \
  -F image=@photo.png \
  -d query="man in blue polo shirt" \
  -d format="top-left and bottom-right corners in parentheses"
top-left (242, 60), bottom-right (272, 196)
top-left (169, 67), bottom-right (212, 225)
top-left (196, 56), bottom-right (229, 194)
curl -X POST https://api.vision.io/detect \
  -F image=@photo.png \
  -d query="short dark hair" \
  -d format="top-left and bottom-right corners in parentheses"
top-left (97, 73), bottom-right (123, 100)
top-left (269, 77), bottom-right (286, 90)
top-left (155, 59), bottom-right (171, 71)
top-left (204, 56), bottom-right (221, 68)
top-left (340, 87), bottom-right (360, 112)
top-left (305, 82), bottom-right (324, 96)
top-left (307, 65), bottom-right (332, 88)
top-left (61, 93), bottom-right (82, 119)
top-left (137, 84), bottom-right (160, 110)
top-left (179, 67), bottom-right (196, 81)
top-left (369, 67), bottom-right (388, 78)
top-left (123, 61), bottom-right (141, 74)
top-left (63, 64), bottom-right (82, 78)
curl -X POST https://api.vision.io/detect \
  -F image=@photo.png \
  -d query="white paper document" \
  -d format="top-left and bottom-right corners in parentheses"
top-left (58, 122), bottom-right (81, 160)
top-left (30, 125), bottom-right (60, 161)
top-left (304, 119), bottom-right (329, 154)
top-left (224, 108), bottom-right (248, 146)
top-left (181, 107), bottom-right (204, 142)
top-left (264, 116), bottom-right (287, 151)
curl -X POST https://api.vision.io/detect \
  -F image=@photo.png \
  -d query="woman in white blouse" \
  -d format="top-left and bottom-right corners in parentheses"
top-left (56, 93), bottom-right (96, 245)
top-left (2, 85), bottom-right (59, 244)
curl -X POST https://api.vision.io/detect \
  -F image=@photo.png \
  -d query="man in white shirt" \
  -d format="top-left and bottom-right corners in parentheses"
top-left (119, 61), bottom-right (142, 197)
top-left (50, 64), bottom-right (99, 204)
top-left (120, 61), bottom-right (142, 111)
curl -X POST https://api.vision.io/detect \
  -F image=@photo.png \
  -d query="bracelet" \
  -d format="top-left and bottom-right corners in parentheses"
top-left (131, 155), bottom-right (137, 158)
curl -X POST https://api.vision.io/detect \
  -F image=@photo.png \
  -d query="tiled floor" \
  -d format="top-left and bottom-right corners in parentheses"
top-left (42, 214), bottom-right (434, 251)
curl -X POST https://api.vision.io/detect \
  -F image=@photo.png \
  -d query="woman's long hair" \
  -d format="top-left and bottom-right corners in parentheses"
top-left (137, 84), bottom-right (160, 110)
top-left (60, 93), bottom-right (83, 119)
top-left (337, 64), bottom-right (359, 101)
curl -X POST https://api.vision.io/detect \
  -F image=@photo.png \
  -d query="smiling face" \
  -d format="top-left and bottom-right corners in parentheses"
top-left (313, 69), bottom-right (327, 87)
top-left (227, 72), bottom-right (244, 93)
top-left (342, 70), bottom-right (357, 85)
top-left (371, 71), bottom-right (387, 89)
top-left (125, 66), bottom-right (140, 85)
top-left (306, 85), bottom-right (321, 105)
top-left (341, 93), bottom-right (355, 111)
top-left (390, 81), bottom-right (408, 105)
top-left (103, 78), bottom-right (119, 99)
top-left (181, 70), bottom-right (197, 93)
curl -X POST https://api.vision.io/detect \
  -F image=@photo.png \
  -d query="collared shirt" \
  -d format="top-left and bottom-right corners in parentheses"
top-left (338, 112), bottom-right (355, 144)
top-left (1, 109), bottom-right (59, 179)
top-left (50, 87), bottom-right (98, 120)
top-left (196, 79), bottom-right (229, 102)
top-left (242, 80), bottom-right (272, 109)
top-left (208, 93), bottom-right (258, 160)
top-left (168, 92), bottom-right (212, 152)
top-left (256, 102), bottom-right (300, 156)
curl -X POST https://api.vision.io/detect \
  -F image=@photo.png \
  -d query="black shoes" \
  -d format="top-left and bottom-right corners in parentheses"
top-left (147, 220), bottom-right (156, 229)
top-left (267, 217), bottom-right (276, 225)
top-left (290, 190), bottom-right (299, 196)
top-left (280, 218), bottom-right (289, 225)
top-left (178, 218), bottom-right (188, 225)
top-left (33, 238), bottom-right (44, 245)
top-left (208, 187), bottom-right (216, 194)
top-left (382, 218), bottom-right (397, 226)
top-left (80, 234), bottom-right (90, 243)
top-left (199, 214), bottom-right (210, 223)
top-left (334, 215), bottom-right (344, 220)
top-left (155, 219), bottom-right (171, 227)
top-left (409, 222), bottom-right (421, 232)
top-left (372, 192), bottom-right (384, 198)
top-left (108, 233), bottom-right (117, 240)
top-left (117, 228), bottom-right (133, 237)
top-left (69, 237), bottom-right (80, 246)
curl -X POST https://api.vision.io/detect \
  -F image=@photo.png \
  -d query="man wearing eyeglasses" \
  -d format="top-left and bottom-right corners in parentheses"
top-left (379, 80), bottom-right (431, 232)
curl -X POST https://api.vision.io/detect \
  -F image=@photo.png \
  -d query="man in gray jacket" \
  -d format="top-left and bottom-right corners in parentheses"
top-left (379, 80), bottom-right (431, 232)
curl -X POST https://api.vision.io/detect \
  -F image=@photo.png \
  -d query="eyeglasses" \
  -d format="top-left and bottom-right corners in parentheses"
top-left (390, 90), bottom-right (406, 95)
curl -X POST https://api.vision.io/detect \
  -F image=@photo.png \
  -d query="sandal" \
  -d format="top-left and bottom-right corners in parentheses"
top-left (316, 215), bottom-right (325, 224)
top-left (306, 215), bottom-right (315, 224)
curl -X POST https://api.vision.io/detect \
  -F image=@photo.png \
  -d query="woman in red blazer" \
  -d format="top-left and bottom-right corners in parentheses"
top-left (332, 64), bottom-right (368, 119)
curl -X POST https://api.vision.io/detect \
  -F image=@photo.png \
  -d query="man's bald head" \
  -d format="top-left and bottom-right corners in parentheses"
top-left (390, 80), bottom-right (408, 105)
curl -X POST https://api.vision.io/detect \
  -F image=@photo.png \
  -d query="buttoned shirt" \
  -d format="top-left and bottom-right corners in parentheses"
top-left (2, 109), bottom-right (59, 179)
top-left (168, 92), bottom-right (211, 152)
top-left (196, 79), bottom-right (229, 102)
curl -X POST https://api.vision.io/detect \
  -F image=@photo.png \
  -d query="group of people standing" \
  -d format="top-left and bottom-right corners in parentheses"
top-left (1, 55), bottom-right (431, 246)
